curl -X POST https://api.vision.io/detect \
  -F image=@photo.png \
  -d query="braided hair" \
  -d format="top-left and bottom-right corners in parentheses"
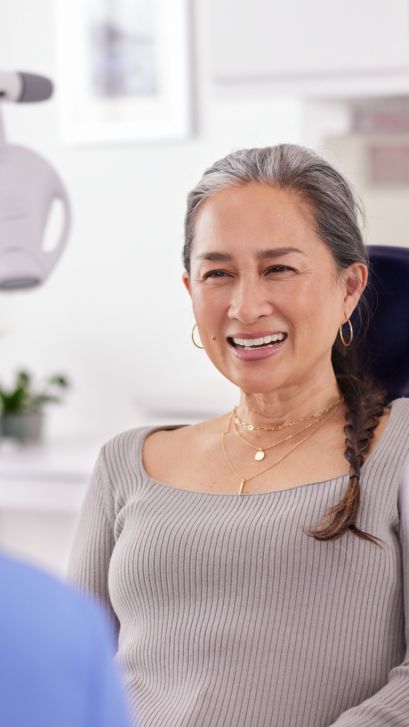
top-left (304, 342), bottom-right (387, 546)
top-left (182, 144), bottom-right (388, 547)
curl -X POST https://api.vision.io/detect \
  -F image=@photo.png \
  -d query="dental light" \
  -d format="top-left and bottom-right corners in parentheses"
top-left (0, 71), bottom-right (71, 290)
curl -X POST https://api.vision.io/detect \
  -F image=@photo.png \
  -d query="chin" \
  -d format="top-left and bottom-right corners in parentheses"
top-left (221, 366), bottom-right (286, 395)
top-left (206, 352), bottom-right (286, 392)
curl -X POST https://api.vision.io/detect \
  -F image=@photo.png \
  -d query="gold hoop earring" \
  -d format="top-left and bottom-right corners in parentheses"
top-left (339, 316), bottom-right (353, 347)
top-left (191, 323), bottom-right (204, 349)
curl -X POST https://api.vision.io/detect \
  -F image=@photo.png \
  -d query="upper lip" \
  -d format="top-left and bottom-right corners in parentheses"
top-left (227, 331), bottom-right (287, 339)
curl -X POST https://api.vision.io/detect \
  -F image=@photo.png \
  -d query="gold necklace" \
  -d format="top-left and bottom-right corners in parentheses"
top-left (235, 397), bottom-right (343, 432)
top-left (232, 409), bottom-right (332, 462)
top-left (221, 398), bottom-right (343, 495)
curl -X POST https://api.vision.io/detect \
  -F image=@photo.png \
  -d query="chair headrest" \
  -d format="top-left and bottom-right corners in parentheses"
top-left (351, 245), bottom-right (409, 401)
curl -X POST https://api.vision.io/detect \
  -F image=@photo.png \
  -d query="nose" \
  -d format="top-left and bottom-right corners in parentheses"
top-left (227, 276), bottom-right (274, 324)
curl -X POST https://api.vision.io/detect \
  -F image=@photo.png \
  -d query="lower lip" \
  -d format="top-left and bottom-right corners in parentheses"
top-left (228, 337), bottom-right (287, 361)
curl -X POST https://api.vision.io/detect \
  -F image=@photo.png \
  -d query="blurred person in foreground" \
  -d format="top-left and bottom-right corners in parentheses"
top-left (0, 551), bottom-right (133, 727)
top-left (69, 144), bottom-right (409, 726)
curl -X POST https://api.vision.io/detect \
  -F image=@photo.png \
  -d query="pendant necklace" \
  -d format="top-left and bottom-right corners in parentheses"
top-left (232, 397), bottom-right (343, 462)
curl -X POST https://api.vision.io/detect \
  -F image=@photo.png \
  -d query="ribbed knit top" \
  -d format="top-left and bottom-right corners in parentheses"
top-left (68, 397), bottom-right (409, 727)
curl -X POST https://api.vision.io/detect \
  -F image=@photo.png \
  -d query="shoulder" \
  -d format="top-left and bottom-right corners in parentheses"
top-left (103, 424), bottom-right (155, 456)
top-left (372, 396), bottom-right (409, 439)
top-left (393, 395), bottom-right (409, 409)
top-left (90, 413), bottom-right (231, 495)
top-left (388, 396), bottom-right (409, 427)
top-left (98, 423), bottom-right (196, 496)
top-left (97, 425), bottom-right (161, 482)
top-left (141, 414), bottom-right (231, 486)
top-left (142, 413), bottom-right (230, 459)
top-left (0, 551), bottom-right (76, 608)
top-left (378, 397), bottom-right (409, 478)
top-left (0, 552), bottom-right (112, 655)
top-left (392, 397), bottom-right (409, 450)
top-left (0, 554), bottom-right (131, 725)
top-left (372, 397), bottom-right (409, 457)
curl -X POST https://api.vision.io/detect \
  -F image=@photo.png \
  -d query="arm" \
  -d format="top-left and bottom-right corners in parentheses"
top-left (329, 458), bottom-right (409, 726)
top-left (67, 445), bottom-right (120, 641)
top-left (84, 600), bottom-right (133, 727)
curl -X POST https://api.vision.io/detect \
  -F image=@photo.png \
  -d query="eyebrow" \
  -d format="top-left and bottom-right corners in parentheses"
top-left (195, 246), bottom-right (307, 261)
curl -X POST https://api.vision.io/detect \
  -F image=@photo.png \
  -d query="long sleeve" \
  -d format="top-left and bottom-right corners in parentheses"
top-left (67, 446), bottom-right (120, 641)
top-left (84, 599), bottom-right (133, 727)
top-left (329, 457), bottom-right (409, 726)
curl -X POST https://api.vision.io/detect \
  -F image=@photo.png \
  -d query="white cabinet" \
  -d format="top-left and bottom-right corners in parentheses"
top-left (211, 0), bottom-right (409, 95)
top-left (0, 439), bottom-right (97, 576)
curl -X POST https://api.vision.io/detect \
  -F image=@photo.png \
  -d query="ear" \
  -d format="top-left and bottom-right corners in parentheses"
top-left (182, 271), bottom-right (192, 297)
top-left (343, 262), bottom-right (368, 316)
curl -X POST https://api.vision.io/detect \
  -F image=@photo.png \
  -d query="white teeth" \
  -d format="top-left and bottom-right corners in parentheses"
top-left (232, 333), bottom-right (286, 347)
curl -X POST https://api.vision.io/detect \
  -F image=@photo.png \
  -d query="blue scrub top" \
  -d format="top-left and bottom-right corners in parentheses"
top-left (0, 553), bottom-right (133, 727)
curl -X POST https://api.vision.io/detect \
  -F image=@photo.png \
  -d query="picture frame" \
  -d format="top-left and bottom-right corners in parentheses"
top-left (55, 0), bottom-right (192, 144)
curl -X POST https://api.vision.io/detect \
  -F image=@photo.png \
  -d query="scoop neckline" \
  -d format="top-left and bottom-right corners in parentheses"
top-left (137, 398), bottom-right (399, 498)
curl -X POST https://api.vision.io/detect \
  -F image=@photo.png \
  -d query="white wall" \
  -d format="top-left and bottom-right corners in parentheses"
top-left (319, 133), bottom-right (409, 247)
top-left (0, 0), bottom-right (304, 444)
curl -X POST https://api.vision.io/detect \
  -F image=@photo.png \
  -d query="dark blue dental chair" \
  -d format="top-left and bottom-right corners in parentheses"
top-left (351, 245), bottom-right (409, 402)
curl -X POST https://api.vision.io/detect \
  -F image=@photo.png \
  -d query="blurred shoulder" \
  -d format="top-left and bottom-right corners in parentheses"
top-left (0, 554), bottom-right (125, 723)
top-left (0, 552), bottom-right (109, 643)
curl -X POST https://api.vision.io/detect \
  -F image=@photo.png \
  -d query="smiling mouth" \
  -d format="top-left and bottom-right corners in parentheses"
top-left (227, 333), bottom-right (288, 350)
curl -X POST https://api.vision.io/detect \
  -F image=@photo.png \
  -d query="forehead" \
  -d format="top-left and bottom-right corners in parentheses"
top-left (192, 182), bottom-right (323, 257)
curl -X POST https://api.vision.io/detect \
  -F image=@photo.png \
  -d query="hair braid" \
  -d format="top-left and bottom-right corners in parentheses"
top-left (303, 345), bottom-right (388, 547)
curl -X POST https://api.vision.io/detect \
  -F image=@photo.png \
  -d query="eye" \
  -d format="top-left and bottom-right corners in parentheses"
top-left (202, 269), bottom-right (231, 280)
top-left (264, 265), bottom-right (294, 275)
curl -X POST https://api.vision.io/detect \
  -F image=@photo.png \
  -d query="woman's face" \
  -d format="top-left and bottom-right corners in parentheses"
top-left (183, 182), bottom-right (367, 395)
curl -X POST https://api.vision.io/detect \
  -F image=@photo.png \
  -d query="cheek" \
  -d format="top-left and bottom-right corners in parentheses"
top-left (191, 292), bottom-right (230, 351)
top-left (288, 282), bottom-right (342, 338)
top-left (191, 286), bottom-right (227, 320)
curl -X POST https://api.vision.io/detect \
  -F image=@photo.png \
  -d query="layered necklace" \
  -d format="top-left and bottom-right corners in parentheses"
top-left (232, 397), bottom-right (342, 461)
top-left (221, 396), bottom-right (344, 495)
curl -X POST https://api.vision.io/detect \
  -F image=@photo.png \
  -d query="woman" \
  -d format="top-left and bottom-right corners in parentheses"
top-left (68, 144), bottom-right (409, 727)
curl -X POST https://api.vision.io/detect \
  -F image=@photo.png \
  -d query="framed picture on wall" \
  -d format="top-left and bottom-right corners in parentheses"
top-left (55, 0), bottom-right (192, 144)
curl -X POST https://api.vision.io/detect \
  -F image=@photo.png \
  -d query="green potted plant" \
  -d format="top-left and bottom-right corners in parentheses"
top-left (0, 369), bottom-right (70, 444)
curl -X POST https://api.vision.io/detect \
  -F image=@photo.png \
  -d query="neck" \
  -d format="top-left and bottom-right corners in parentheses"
top-left (237, 372), bottom-right (342, 427)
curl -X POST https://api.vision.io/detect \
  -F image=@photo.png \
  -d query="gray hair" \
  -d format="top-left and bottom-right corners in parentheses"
top-left (182, 144), bottom-right (368, 279)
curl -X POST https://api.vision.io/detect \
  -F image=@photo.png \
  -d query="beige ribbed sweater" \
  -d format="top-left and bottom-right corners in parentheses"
top-left (68, 397), bottom-right (409, 727)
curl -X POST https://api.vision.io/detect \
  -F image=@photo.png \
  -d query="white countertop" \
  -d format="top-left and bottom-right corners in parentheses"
top-left (0, 438), bottom-right (101, 512)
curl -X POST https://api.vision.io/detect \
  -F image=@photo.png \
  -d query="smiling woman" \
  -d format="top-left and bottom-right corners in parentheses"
top-left (68, 144), bottom-right (409, 727)
top-left (182, 181), bottom-right (362, 411)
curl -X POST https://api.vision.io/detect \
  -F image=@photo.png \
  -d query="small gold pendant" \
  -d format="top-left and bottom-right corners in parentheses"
top-left (254, 450), bottom-right (265, 461)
